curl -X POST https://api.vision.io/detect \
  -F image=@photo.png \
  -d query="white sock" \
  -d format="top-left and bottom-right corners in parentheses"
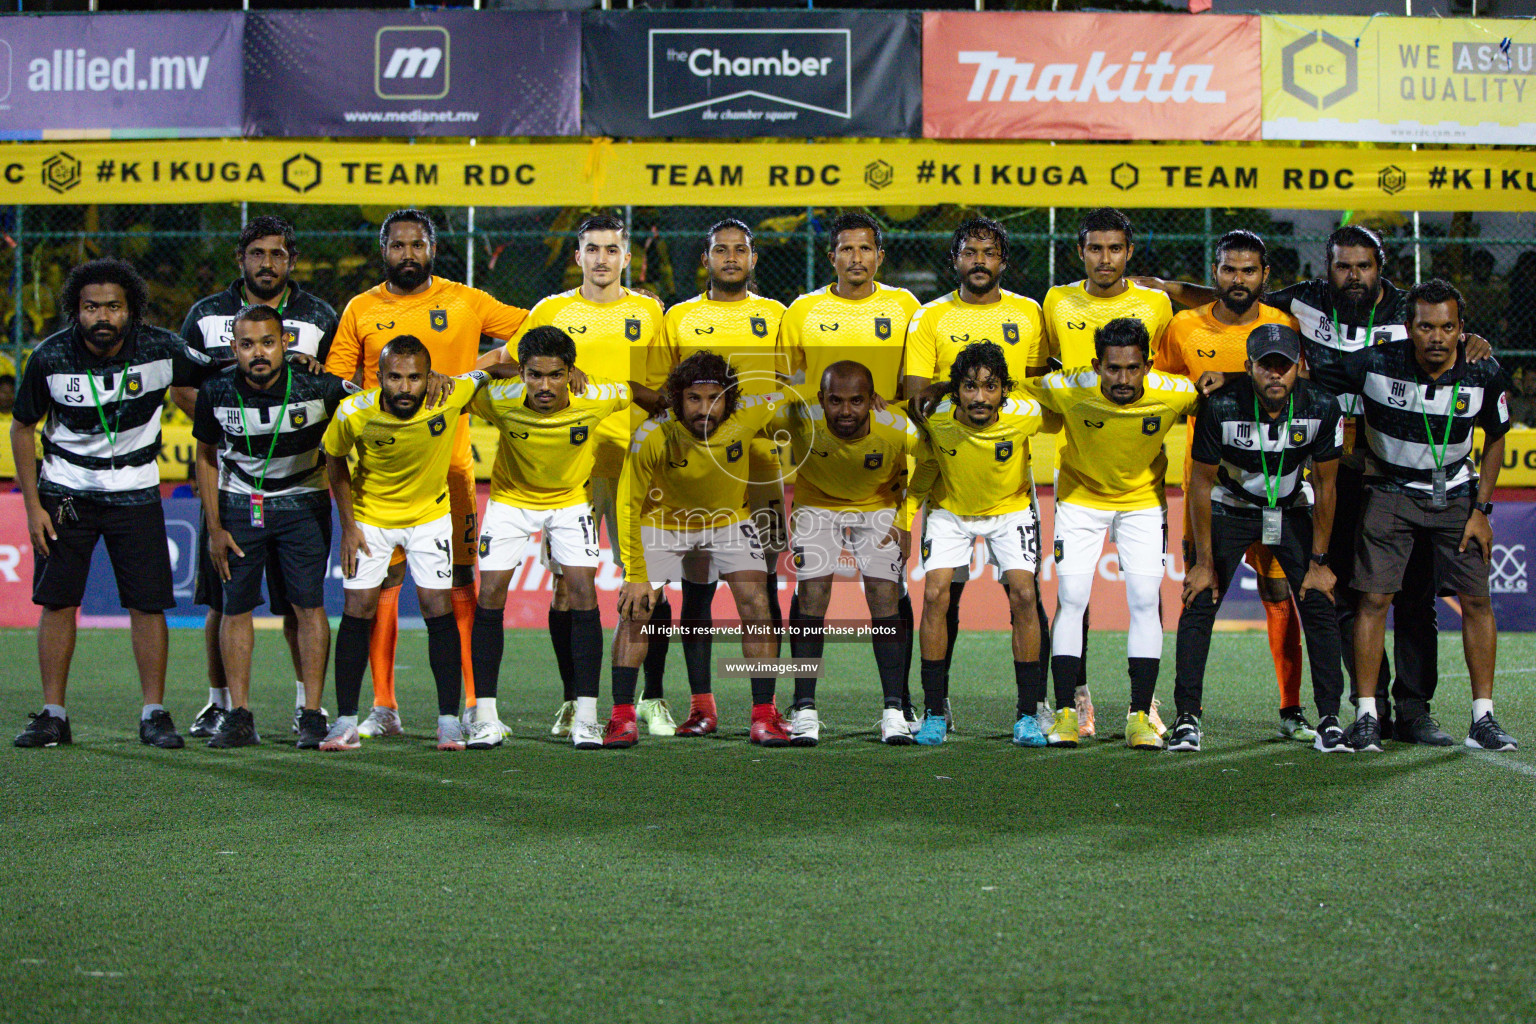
top-left (294, 680), bottom-right (305, 707)
top-left (336, 714), bottom-right (358, 729)
top-left (208, 687), bottom-right (229, 710)
top-left (44, 703), bottom-right (67, 720)
top-left (1473, 698), bottom-right (1494, 721)
top-left (477, 697), bottom-right (499, 723)
top-left (575, 696), bottom-right (597, 722)
top-left (141, 703), bottom-right (164, 721)
top-left (1356, 702), bottom-right (1377, 721)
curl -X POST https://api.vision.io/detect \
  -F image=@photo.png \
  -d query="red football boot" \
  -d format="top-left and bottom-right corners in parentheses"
top-left (603, 715), bottom-right (639, 749)
top-left (749, 704), bottom-right (790, 747)
top-left (675, 695), bottom-right (718, 737)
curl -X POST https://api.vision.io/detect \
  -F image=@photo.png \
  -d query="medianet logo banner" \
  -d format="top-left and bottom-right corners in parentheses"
top-left (582, 10), bottom-right (921, 138)
top-left (922, 11), bottom-right (1260, 142)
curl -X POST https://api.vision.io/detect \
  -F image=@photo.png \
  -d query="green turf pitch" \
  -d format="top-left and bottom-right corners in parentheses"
top-left (3, 627), bottom-right (1534, 1023)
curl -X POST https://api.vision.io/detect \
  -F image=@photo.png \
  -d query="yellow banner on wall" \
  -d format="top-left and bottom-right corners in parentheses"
top-left (1262, 15), bottom-right (1535, 144)
top-left (0, 138), bottom-right (1533, 211)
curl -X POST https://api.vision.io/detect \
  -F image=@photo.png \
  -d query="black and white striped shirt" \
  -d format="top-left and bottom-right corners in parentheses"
top-left (1191, 377), bottom-right (1344, 514)
top-left (14, 324), bottom-right (217, 505)
top-left (1311, 340), bottom-right (1510, 497)
top-left (1266, 279), bottom-right (1407, 417)
top-left (191, 365), bottom-right (356, 512)
top-left (180, 279), bottom-right (338, 365)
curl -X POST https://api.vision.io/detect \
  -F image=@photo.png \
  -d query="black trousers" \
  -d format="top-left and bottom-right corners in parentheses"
top-left (1174, 505), bottom-right (1343, 719)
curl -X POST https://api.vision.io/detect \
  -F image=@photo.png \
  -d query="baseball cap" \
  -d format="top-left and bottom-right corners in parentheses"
top-left (1247, 323), bottom-right (1301, 364)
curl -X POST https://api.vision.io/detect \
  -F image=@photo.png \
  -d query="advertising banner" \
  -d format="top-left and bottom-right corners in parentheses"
top-left (582, 10), bottom-right (921, 138)
top-left (1261, 15), bottom-right (1535, 144)
top-left (243, 10), bottom-right (579, 138)
top-left (0, 13), bottom-right (243, 140)
top-left (923, 11), bottom-right (1260, 141)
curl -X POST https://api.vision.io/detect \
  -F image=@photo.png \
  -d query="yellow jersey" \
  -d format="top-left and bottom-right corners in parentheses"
top-left (903, 289), bottom-right (1049, 389)
top-left (1023, 369), bottom-right (1200, 511)
top-left (907, 397), bottom-right (1051, 519)
top-left (322, 372), bottom-right (486, 529)
top-left (780, 282), bottom-right (920, 400)
top-left (652, 292), bottom-right (787, 396)
top-left (470, 378), bottom-right (631, 511)
top-left (1042, 279), bottom-right (1174, 372)
top-left (500, 287), bottom-right (664, 480)
top-left (769, 393), bottom-right (918, 521)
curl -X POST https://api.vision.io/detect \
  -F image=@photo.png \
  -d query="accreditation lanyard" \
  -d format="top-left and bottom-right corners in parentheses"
top-left (1420, 379), bottom-right (1461, 509)
top-left (234, 367), bottom-right (293, 528)
top-left (1332, 306), bottom-right (1375, 419)
top-left (1253, 394), bottom-right (1294, 546)
top-left (244, 285), bottom-right (290, 318)
top-left (85, 364), bottom-right (129, 472)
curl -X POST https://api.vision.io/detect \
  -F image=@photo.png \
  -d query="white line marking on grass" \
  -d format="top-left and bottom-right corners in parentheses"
top-left (1438, 667), bottom-right (1536, 680)
top-left (1474, 755), bottom-right (1536, 778)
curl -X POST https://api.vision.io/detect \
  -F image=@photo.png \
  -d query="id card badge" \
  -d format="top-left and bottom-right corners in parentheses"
top-left (1431, 469), bottom-right (1447, 509)
top-left (250, 492), bottom-right (265, 528)
top-left (1261, 507), bottom-right (1283, 546)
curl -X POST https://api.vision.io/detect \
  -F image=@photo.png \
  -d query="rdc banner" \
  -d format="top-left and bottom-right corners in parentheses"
top-left (582, 10), bottom-right (921, 138)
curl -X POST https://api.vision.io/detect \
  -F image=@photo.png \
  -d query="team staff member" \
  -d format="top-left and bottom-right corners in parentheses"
top-left (907, 344), bottom-right (1054, 748)
top-left (191, 305), bottom-right (356, 750)
top-left (1172, 324), bottom-right (1348, 754)
top-left (326, 209), bottom-right (528, 741)
top-left (647, 220), bottom-right (788, 736)
top-left (319, 339), bottom-right (509, 753)
top-left (175, 215), bottom-right (340, 740)
top-left (1023, 318), bottom-right (1201, 752)
top-left (1154, 230), bottom-right (1312, 742)
top-left (13, 259), bottom-right (217, 750)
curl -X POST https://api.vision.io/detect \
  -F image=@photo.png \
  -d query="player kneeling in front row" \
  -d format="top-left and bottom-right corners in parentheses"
top-left (908, 342), bottom-right (1053, 747)
top-left (320, 338), bottom-right (508, 752)
top-left (608, 352), bottom-right (788, 747)
top-left (1171, 324), bottom-right (1349, 753)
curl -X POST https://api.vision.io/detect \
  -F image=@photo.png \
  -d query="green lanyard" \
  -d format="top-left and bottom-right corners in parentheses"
top-left (244, 284), bottom-right (290, 318)
top-left (233, 367), bottom-right (293, 495)
top-left (1253, 393), bottom-right (1294, 508)
top-left (84, 365), bottom-right (128, 452)
top-left (1332, 305), bottom-right (1375, 350)
top-left (1420, 380), bottom-right (1461, 473)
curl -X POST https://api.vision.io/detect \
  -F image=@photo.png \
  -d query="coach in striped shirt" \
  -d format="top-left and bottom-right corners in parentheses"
top-left (191, 305), bottom-right (356, 750)
top-left (11, 258), bottom-right (218, 750)
top-left (1310, 279), bottom-right (1516, 753)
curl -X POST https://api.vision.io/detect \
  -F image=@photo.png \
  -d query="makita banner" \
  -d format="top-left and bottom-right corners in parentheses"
top-left (922, 11), bottom-right (1260, 141)
top-left (0, 12), bottom-right (243, 140)
top-left (582, 10), bottom-right (921, 138)
top-left (243, 10), bottom-right (580, 138)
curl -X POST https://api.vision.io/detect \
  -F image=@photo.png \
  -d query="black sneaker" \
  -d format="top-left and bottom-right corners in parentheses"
top-left (188, 702), bottom-right (225, 739)
top-left (207, 707), bottom-right (260, 749)
top-left (1166, 713), bottom-right (1201, 752)
top-left (295, 708), bottom-right (329, 750)
top-left (1397, 714), bottom-right (1455, 746)
top-left (1465, 713), bottom-right (1518, 751)
top-left (15, 710), bottom-right (72, 748)
top-left (1312, 715), bottom-right (1350, 753)
top-left (139, 709), bottom-right (185, 749)
top-left (1378, 698), bottom-right (1395, 742)
top-left (1343, 714), bottom-right (1382, 752)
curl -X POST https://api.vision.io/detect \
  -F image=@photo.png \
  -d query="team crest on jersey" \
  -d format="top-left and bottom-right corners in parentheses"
top-left (625, 318), bottom-right (642, 342)
top-left (1291, 428), bottom-right (1306, 446)
top-left (864, 452), bottom-right (884, 470)
top-left (1054, 540), bottom-right (1064, 562)
top-left (570, 425), bottom-right (589, 445)
top-left (995, 440), bottom-right (1014, 462)
top-left (792, 547), bottom-right (805, 569)
top-left (750, 316), bottom-right (768, 338)
top-left (1141, 415), bottom-right (1161, 435)
top-left (290, 409), bottom-right (308, 429)
top-left (478, 536), bottom-right (491, 558)
top-left (429, 309), bottom-right (448, 333)
top-left (1002, 323), bottom-right (1020, 346)
top-left (725, 441), bottom-right (744, 463)
top-left (282, 328), bottom-right (298, 347)
top-left (1455, 395), bottom-right (1470, 414)
top-left (124, 372), bottom-right (143, 396)
top-left (874, 317), bottom-right (892, 340)
top-left (428, 414), bottom-right (447, 436)
top-left (921, 538), bottom-right (932, 560)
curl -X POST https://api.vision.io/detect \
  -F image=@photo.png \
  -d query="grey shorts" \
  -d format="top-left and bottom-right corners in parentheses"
top-left (1353, 485), bottom-right (1489, 598)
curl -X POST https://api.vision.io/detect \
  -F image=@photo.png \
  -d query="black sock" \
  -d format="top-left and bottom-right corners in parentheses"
top-left (612, 665), bottom-right (639, 706)
top-left (470, 606), bottom-right (504, 700)
top-left (641, 599), bottom-right (671, 700)
top-left (570, 608), bottom-right (603, 700)
top-left (681, 579), bottom-right (717, 696)
top-left (1052, 655), bottom-right (1082, 710)
top-left (1128, 657), bottom-right (1159, 715)
top-left (548, 607), bottom-right (575, 702)
top-left (424, 613), bottom-right (462, 717)
top-left (750, 676), bottom-right (776, 705)
top-left (1015, 661), bottom-right (1045, 716)
top-left (334, 614), bottom-right (372, 718)
top-left (766, 569), bottom-right (784, 632)
top-left (871, 615), bottom-right (906, 709)
top-left (1077, 607), bottom-right (1091, 690)
top-left (1036, 597), bottom-right (1051, 685)
top-left (921, 659), bottom-right (948, 718)
top-left (789, 608), bottom-right (824, 709)
top-left (942, 581), bottom-right (964, 671)
top-left (897, 592), bottom-right (915, 709)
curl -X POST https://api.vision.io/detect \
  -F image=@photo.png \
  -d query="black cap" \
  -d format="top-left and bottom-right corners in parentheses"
top-left (1247, 322), bottom-right (1302, 364)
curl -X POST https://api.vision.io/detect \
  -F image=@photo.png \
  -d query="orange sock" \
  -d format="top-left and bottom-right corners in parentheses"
top-left (452, 583), bottom-right (478, 707)
top-left (369, 583), bottom-right (401, 710)
top-left (1263, 596), bottom-right (1303, 710)
top-left (690, 693), bottom-right (717, 716)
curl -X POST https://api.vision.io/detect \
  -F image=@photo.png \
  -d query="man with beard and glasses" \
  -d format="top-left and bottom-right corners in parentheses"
top-left (1022, 318), bottom-right (1201, 752)
top-left (173, 215), bottom-right (340, 742)
top-left (903, 217), bottom-right (1051, 736)
top-left (191, 305), bottom-right (358, 750)
top-left (12, 258), bottom-right (218, 750)
top-left (1154, 230), bottom-right (1314, 743)
top-left (319, 337), bottom-right (512, 753)
top-left (1141, 225), bottom-right (1494, 746)
top-left (326, 209), bottom-right (529, 744)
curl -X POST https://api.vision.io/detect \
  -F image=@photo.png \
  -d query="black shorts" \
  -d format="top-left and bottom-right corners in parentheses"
top-left (32, 494), bottom-right (175, 612)
top-left (1354, 485), bottom-right (1489, 598)
top-left (197, 509), bottom-right (296, 617)
top-left (218, 501), bottom-right (333, 616)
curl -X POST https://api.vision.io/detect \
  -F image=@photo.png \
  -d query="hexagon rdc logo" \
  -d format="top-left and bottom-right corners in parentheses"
top-left (41, 152), bottom-right (81, 194)
top-left (863, 159), bottom-right (893, 191)
top-left (282, 152), bottom-right (322, 194)
top-left (1110, 162), bottom-right (1139, 192)
top-left (1282, 30), bottom-right (1358, 109)
top-left (1377, 165), bottom-right (1407, 196)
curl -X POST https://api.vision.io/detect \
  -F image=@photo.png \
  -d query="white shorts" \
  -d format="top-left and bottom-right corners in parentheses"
top-left (587, 475), bottom-right (624, 572)
top-left (922, 506), bottom-right (1040, 575)
top-left (641, 520), bottom-right (768, 587)
top-left (480, 500), bottom-right (600, 573)
top-left (1053, 501), bottom-right (1167, 578)
top-left (345, 515), bottom-right (453, 591)
top-left (790, 506), bottom-right (904, 583)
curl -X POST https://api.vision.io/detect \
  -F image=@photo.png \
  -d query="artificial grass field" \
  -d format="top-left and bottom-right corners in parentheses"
top-left (3, 625), bottom-right (1535, 1024)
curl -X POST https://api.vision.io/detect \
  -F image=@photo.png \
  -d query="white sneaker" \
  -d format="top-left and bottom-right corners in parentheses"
top-left (881, 708), bottom-right (913, 745)
top-left (318, 720), bottom-right (361, 752)
top-left (436, 717), bottom-right (466, 752)
top-left (550, 701), bottom-right (575, 737)
top-left (1034, 701), bottom-right (1055, 736)
top-left (570, 718), bottom-right (604, 750)
top-left (636, 697), bottom-right (679, 737)
top-left (463, 705), bottom-right (511, 740)
top-left (357, 706), bottom-right (403, 738)
top-left (466, 717), bottom-right (504, 750)
top-left (788, 707), bottom-right (820, 747)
